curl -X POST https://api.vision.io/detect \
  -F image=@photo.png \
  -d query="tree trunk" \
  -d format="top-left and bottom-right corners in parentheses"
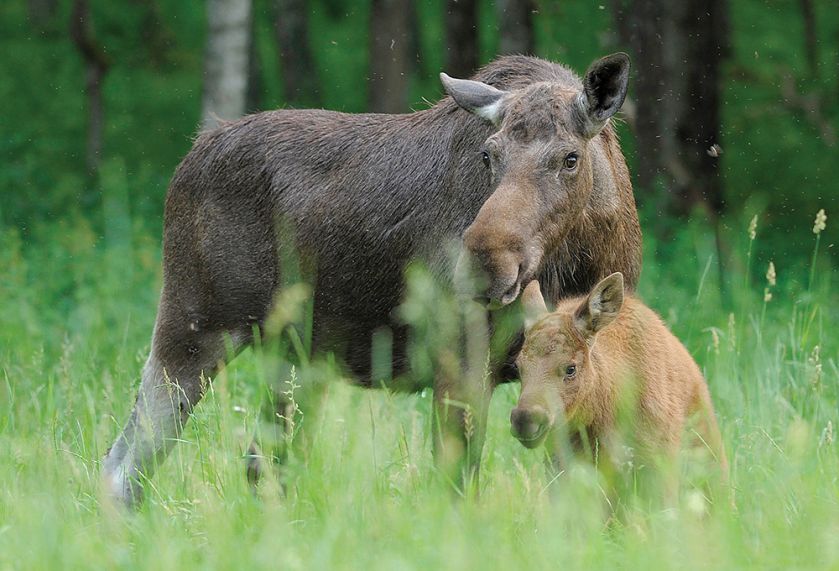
top-left (675, 0), bottom-right (728, 217)
top-left (613, 0), bottom-right (730, 301)
top-left (495, 0), bottom-right (535, 56)
top-left (276, 0), bottom-right (320, 107)
top-left (368, 0), bottom-right (411, 113)
top-left (798, 0), bottom-right (818, 78)
top-left (202, 0), bottom-right (252, 130)
top-left (130, 0), bottom-right (174, 69)
top-left (444, 0), bottom-right (478, 78)
top-left (69, 0), bottom-right (110, 179)
top-left (612, 0), bottom-right (728, 218)
top-left (612, 0), bottom-right (672, 196)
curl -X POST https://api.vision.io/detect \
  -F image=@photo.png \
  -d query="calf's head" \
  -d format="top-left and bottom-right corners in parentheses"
top-left (444, 54), bottom-right (630, 307)
top-left (510, 273), bottom-right (624, 448)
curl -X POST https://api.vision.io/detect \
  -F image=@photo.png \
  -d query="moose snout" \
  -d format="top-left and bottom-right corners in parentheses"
top-left (457, 226), bottom-right (530, 308)
top-left (510, 405), bottom-right (550, 448)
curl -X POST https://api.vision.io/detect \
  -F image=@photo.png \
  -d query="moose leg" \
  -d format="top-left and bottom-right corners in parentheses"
top-left (246, 358), bottom-right (330, 489)
top-left (432, 373), bottom-right (494, 496)
top-left (102, 309), bottom-right (247, 508)
top-left (246, 373), bottom-right (297, 488)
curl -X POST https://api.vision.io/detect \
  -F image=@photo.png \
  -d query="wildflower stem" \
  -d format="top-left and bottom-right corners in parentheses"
top-left (745, 214), bottom-right (758, 291)
top-left (808, 233), bottom-right (821, 293)
top-left (760, 301), bottom-right (766, 336)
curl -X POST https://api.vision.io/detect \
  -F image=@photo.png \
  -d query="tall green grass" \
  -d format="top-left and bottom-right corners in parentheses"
top-left (0, 208), bottom-right (837, 570)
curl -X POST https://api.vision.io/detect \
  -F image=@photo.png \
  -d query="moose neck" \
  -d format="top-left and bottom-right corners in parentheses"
top-left (537, 125), bottom-right (641, 301)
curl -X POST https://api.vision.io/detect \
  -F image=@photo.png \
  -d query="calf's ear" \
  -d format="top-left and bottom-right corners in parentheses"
top-left (575, 273), bottom-right (624, 338)
top-left (576, 53), bottom-right (630, 138)
top-left (522, 280), bottom-right (549, 329)
top-left (441, 73), bottom-right (508, 126)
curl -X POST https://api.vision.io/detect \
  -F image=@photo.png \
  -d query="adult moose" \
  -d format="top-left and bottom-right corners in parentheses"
top-left (102, 53), bottom-right (642, 507)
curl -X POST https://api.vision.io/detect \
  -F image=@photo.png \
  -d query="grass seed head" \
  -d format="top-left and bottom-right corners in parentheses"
top-left (809, 345), bottom-right (823, 390)
top-left (766, 261), bottom-right (776, 286)
top-left (711, 328), bottom-right (720, 354)
top-left (727, 313), bottom-right (737, 350)
top-left (748, 215), bottom-right (758, 240)
top-left (821, 421), bottom-right (834, 448)
top-left (813, 209), bottom-right (827, 235)
top-left (464, 405), bottom-right (475, 442)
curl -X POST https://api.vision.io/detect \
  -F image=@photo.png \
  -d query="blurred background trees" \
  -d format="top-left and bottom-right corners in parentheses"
top-left (2, 0), bottom-right (837, 289)
top-left (202, 0), bottom-right (252, 129)
top-left (612, 0), bottom-right (729, 224)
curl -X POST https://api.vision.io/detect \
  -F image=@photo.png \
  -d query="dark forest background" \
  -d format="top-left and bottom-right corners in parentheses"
top-left (2, 0), bottom-right (838, 295)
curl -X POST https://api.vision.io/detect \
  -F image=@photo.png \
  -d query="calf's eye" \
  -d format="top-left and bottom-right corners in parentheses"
top-left (563, 153), bottom-right (578, 170)
top-left (481, 151), bottom-right (491, 168)
top-left (564, 365), bottom-right (577, 378)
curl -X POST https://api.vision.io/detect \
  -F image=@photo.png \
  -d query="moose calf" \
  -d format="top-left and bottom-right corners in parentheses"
top-left (511, 273), bottom-right (728, 506)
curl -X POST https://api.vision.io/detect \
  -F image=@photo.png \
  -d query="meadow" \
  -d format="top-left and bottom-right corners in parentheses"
top-left (3, 0), bottom-right (839, 568)
top-left (0, 206), bottom-right (837, 570)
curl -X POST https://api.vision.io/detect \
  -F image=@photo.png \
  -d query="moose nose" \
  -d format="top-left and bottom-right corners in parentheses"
top-left (499, 279), bottom-right (522, 306)
top-left (459, 223), bottom-right (528, 303)
top-left (510, 406), bottom-right (549, 448)
top-left (456, 245), bottom-right (526, 309)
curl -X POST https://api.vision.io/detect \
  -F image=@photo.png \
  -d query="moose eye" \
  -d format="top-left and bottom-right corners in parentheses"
top-left (563, 153), bottom-right (578, 170)
top-left (564, 365), bottom-right (577, 378)
top-left (481, 150), bottom-right (491, 168)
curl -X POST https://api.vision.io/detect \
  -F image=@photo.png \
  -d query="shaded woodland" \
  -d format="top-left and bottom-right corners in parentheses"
top-left (3, 0), bottom-right (838, 277)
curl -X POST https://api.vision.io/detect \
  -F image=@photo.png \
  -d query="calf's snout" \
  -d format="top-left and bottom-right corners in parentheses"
top-left (510, 405), bottom-right (550, 448)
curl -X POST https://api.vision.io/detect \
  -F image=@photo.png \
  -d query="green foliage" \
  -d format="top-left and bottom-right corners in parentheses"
top-left (2, 0), bottom-right (837, 269)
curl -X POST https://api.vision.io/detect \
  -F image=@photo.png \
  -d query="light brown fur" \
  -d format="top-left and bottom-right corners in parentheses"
top-left (513, 274), bottom-right (728, 505)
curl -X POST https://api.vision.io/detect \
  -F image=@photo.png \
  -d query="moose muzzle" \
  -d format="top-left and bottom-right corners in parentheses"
top-left (510, 405), bottom-right (550, 448)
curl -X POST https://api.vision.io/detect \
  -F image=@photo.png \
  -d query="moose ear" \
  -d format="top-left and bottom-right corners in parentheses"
top-left (576, 53), bottom-right (630, 138)
top-left (440, 72), bottom-right (508, 126)
top-left (574, 273), bottom-right (624, 338)
top-left (521, 280), bottom-right (549, 329)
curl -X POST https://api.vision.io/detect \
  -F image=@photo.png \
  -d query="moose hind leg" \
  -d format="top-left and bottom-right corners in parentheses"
top-left (102, 319), bottom-right (241, 507)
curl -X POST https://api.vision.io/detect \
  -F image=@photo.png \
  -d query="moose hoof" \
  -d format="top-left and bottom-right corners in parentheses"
top-left (101, 464), bottom-right (144, 509)
top-left (245, 443), bottom-right (265, 489)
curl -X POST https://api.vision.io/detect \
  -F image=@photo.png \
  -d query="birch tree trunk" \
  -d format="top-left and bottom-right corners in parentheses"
top-left (202, 0), bottom-right (252, 130)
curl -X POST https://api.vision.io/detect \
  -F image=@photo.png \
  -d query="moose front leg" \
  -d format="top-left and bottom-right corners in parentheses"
top-left (432, 371), bottom-right (494, 496)
top-left (246, 356), bottom-right (330, 491)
